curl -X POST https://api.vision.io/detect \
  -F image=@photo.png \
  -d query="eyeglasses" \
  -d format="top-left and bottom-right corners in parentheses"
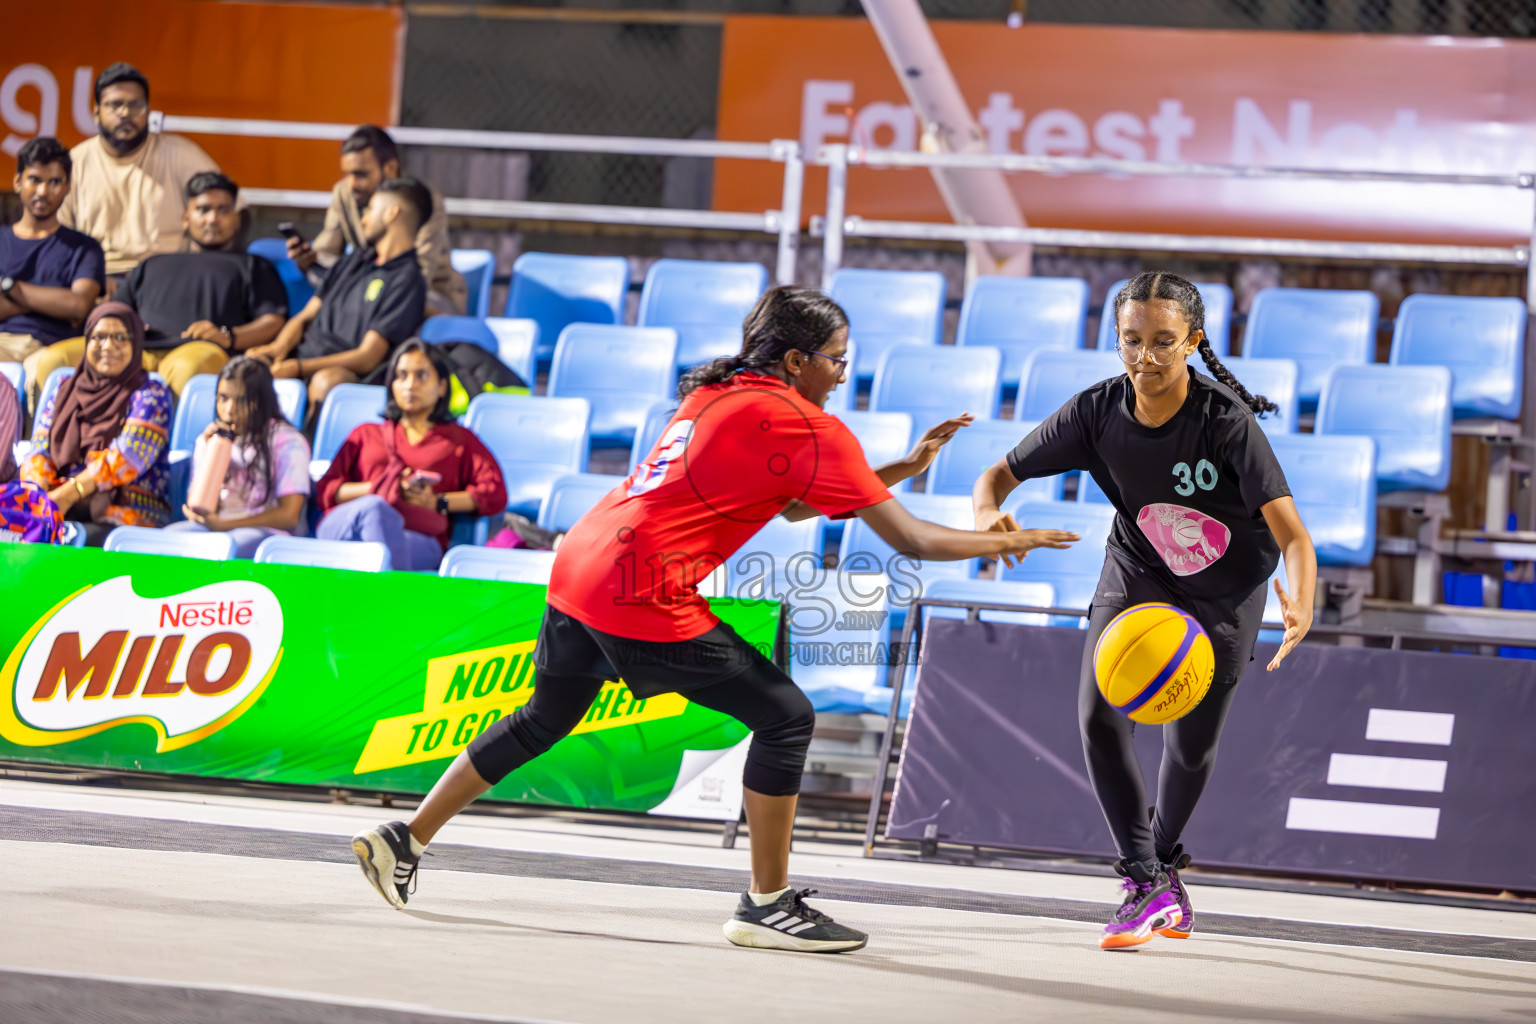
top-left (801, 349), bottom-right (849, 373)
top-left (101, 100), bottom-right (149, 116)
top-left (88, 333), bottom-right (133, 346)
top-left (1115, 333), bottom-right (1190, 367)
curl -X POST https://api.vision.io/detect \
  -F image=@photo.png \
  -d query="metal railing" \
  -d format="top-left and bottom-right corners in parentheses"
top-left (813, 143), bottom-right (1536, 300)
top-left (155, 114), bottom-right (806, 286)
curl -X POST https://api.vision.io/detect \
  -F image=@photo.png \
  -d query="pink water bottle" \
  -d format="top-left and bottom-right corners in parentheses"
top-left (187, 427), bottom-right (234, 517)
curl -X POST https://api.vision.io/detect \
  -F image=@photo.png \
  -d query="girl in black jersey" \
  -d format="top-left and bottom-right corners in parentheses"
top-left (973, 272), bottom-right (1318, 950)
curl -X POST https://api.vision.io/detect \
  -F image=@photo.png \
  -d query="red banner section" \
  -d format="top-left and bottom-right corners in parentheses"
top-left (0, 0), bottom-right (401, 191)
top-left (716, 16), bottom-right (1536, 246)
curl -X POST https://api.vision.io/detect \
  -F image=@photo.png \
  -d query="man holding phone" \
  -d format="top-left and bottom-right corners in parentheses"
top-left (285, 125), bottom-right (465, 317)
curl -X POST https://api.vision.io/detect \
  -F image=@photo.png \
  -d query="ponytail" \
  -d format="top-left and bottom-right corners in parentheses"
top-left (1113, 271), bottom-right (1276, 419)
top-left (677, 285), bottom-right (850, 399)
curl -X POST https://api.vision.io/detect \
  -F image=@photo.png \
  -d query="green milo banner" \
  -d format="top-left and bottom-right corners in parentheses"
top-left (0, 545), bottom-right (782, 821)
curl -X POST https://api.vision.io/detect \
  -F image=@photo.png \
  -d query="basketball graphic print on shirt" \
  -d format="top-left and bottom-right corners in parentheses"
top-left (629, 419), bottom-right (695, 496)
top-left (1136, 503), bottom-right (1231, 576)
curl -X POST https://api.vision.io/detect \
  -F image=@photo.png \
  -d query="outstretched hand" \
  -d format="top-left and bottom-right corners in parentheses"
top-left (1266, 577), bottom-right (1312, 671)
top-left (904, 413), bottom-right (974, 476)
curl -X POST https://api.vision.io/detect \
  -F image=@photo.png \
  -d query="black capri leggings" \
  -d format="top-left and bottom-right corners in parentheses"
top-left (467, 658), bottom-right (816, 798)
top-left (1079, 580), bottom-right (1266, 875)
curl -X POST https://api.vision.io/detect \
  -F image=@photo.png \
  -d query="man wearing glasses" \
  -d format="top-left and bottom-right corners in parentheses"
top-left (59, 63), bottom-right (220, 285)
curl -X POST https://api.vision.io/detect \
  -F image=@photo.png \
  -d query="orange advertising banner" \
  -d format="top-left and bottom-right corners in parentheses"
top-left (716, 17), bottom-right (1536, 247)
top-left (0, 0), bottom-right (402, 192)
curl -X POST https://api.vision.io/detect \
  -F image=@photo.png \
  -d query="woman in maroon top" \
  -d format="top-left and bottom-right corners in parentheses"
top-left (316, 340), bottom-right (506, 570)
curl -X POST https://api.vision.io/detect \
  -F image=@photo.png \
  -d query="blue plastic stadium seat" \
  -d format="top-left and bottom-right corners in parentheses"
top-left (1218, 356), bottom-right (1299, 435)
top-left (1316, 364), bottom-right (1452, 493)
top-left (1079, 472), bottom-right (1109, 505)
top-left (249, 238), bottom-right (315, 317)
top-left (999, 500), bottom-right (1117, 611)
top-left (274, 378), bottom-right (307, 428)
top-left (725, 513), bottom-right (827, 593)
top-left (1390, 294), bottom-right (1525, 421)
top-left (464, 393), bottom-right (591, 517)
top-left (419, 315), bottom-right (499, 355)
top-left (871, 345), bottom-right (1002, 425)
top-left (841, 493), bottom-right (977, 628)
top-left (1266, 434), bottom-right (1377, 566)
top-left (485, 317), bottom-right (539, 389)
top-left (537, 472), bottom-right (625, 533)
top-left (928, 417), bottom-right (1034, 497)
top-left (548, 324), bottom-right (678, 445)
top-left (170, 374), bottom-right (218, 454)
top-left (253, 536), bottom-right (390, 572)
top-left (745, 570), bottom-right (890, 713)
top-left (59, 521), bottom-right (87, 547)
top-left (1015, 349), bottom-right (1123, 422)
top-left (1243, 288), bottom-right (1378, 405)
top-left (830, 268), bottom-right (946, 382)
top-left (630, 400), bottom-right (679, 473)
top-left (637, 258), bottom-right (767, 368)
top-left (836, 410), bottom-right (914, 493)
top-left (507, 252), bottom-right (629, 362)
top-left (450, 249), bottom-right (496, 320)
top-left (957, 276), bottom-right (1090, 386)
top-left (311, 383), bottom-right (387, 465)
top-left (104, 525), bottom-right (237, 561)
top-left (439, 545), bottom-right (557, 585)
top-left (1097, 278), bottom-right (1234, 356)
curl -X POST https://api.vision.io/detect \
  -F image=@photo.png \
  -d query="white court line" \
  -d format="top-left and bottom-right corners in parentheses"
top-left (5, 781), bottom-right (1535, 943)
top-left (0, 964), bottom-right (584, 1024)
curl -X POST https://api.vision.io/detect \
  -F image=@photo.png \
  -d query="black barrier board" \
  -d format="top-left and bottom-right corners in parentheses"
top-left (887, 618), bottom-right (1536, 892)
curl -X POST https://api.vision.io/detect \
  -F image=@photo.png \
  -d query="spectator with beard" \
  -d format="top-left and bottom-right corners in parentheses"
top-left (0, 137), bottom-right (105, 406)
top-left (31, 172), bottom-right (287, 396)
top-left (249, 178), bottom-right (428, 413)
top-left (286, 125), bottom-right (465, 317)
top-left (59, 63), bottom-right (219, 284)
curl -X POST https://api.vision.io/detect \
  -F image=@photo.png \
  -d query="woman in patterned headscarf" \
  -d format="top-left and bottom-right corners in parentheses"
top-left (23, 301), bottom-right (172, 543)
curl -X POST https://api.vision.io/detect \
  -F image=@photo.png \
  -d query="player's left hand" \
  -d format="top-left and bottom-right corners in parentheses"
top-left (1266, 577), bottom-right (1312, 671)
top-left (905, 414), bottom-right (974, 474)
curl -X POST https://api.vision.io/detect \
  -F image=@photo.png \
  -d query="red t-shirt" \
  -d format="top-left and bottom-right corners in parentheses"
top-left (318, 421), bottom-right (508, 548)
top-left (549, 373), bottom-right (891, 641)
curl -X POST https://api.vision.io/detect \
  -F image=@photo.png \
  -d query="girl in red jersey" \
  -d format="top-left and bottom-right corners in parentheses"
top-left (354, 287), bottom-right (1077, 953)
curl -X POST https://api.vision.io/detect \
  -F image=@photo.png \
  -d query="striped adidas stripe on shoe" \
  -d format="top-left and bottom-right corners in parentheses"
top-left (351, 821), bottom-right (421, 909)
top-left (722, 888), bottom-right (868, 953)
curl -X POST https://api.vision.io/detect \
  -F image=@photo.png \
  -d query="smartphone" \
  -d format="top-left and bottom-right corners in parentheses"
top-left (406, 469), bottom-right (442, 489)
top-left (277, 222), bottom-right (305, 244)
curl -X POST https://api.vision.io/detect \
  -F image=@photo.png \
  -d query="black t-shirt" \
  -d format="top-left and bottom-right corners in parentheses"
top-left (117, 251), bottom-right (288, 349)
top-left (1006, 369), bottom-right (1291, 608)
top-left (298, 247), bottom-right (426, 360)
top-left (0, 225), bottom-right (106, 344)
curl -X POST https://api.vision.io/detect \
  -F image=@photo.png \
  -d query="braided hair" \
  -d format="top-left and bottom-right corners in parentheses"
top-left (677, 285), bottom-right (849, 399)
top-left (1112, 271), bottom-right (1278, 419)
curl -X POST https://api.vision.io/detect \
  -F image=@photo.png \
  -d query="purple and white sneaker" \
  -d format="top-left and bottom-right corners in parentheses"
top-left (1158, 845), bottom-right (1194, 939)
top-left (1099, 861), bottom-right (1182, 950)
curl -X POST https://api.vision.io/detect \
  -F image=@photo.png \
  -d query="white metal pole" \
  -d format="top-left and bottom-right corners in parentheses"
top-left (774, 140), bottom-right (805, 287)
top-left (860, 0), bottom-right (1032, 276)
top-left (822, 145), bottom-right (850, 291)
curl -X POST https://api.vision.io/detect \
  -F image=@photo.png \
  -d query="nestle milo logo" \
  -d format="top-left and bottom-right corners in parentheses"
top-left (1, 577), bottom-right (284, 752)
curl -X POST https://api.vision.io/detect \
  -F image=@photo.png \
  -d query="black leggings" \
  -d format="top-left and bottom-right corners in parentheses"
top-left (466, 659), bottom-right (816, 798)
top-left (1078, 585), bottom-right (1264, 874)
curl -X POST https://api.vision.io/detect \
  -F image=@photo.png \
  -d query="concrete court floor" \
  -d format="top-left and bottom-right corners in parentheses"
top-left (1, 779), bottom-right (1533, 1024)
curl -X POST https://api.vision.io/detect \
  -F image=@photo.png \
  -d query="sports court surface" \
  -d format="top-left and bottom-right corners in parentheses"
top-left (2, 777), bottom-right (1532, 1024)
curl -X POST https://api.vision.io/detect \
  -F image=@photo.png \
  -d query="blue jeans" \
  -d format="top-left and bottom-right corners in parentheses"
top-left (316, 494), bottom-right (443, 571)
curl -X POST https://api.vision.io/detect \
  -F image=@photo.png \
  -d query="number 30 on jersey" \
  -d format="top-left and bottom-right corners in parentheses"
top-left (1172, 459), bottom-right (1218, 496)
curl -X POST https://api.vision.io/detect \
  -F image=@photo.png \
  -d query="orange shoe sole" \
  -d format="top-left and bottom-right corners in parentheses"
top-left (1156, 927), bottom-right (1191, 939)
top-left (1099, 931), bottom-right (1154, 950)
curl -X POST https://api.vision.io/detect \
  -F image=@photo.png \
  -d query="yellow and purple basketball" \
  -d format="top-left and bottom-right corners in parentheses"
top-left (1093, 603), bottom-right (1215, 724)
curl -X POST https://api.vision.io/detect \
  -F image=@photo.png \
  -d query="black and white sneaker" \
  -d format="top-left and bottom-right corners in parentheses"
top-left (351, 821), bottom-right (420, 909)
top-left (722, 888), bottom-right (868, 953)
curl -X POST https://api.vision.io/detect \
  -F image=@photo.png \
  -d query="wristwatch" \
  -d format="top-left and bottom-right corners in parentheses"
top-left (0, 277), bottom-right (14, 299)
top-left (436, 495), bottom-right (450, 516)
